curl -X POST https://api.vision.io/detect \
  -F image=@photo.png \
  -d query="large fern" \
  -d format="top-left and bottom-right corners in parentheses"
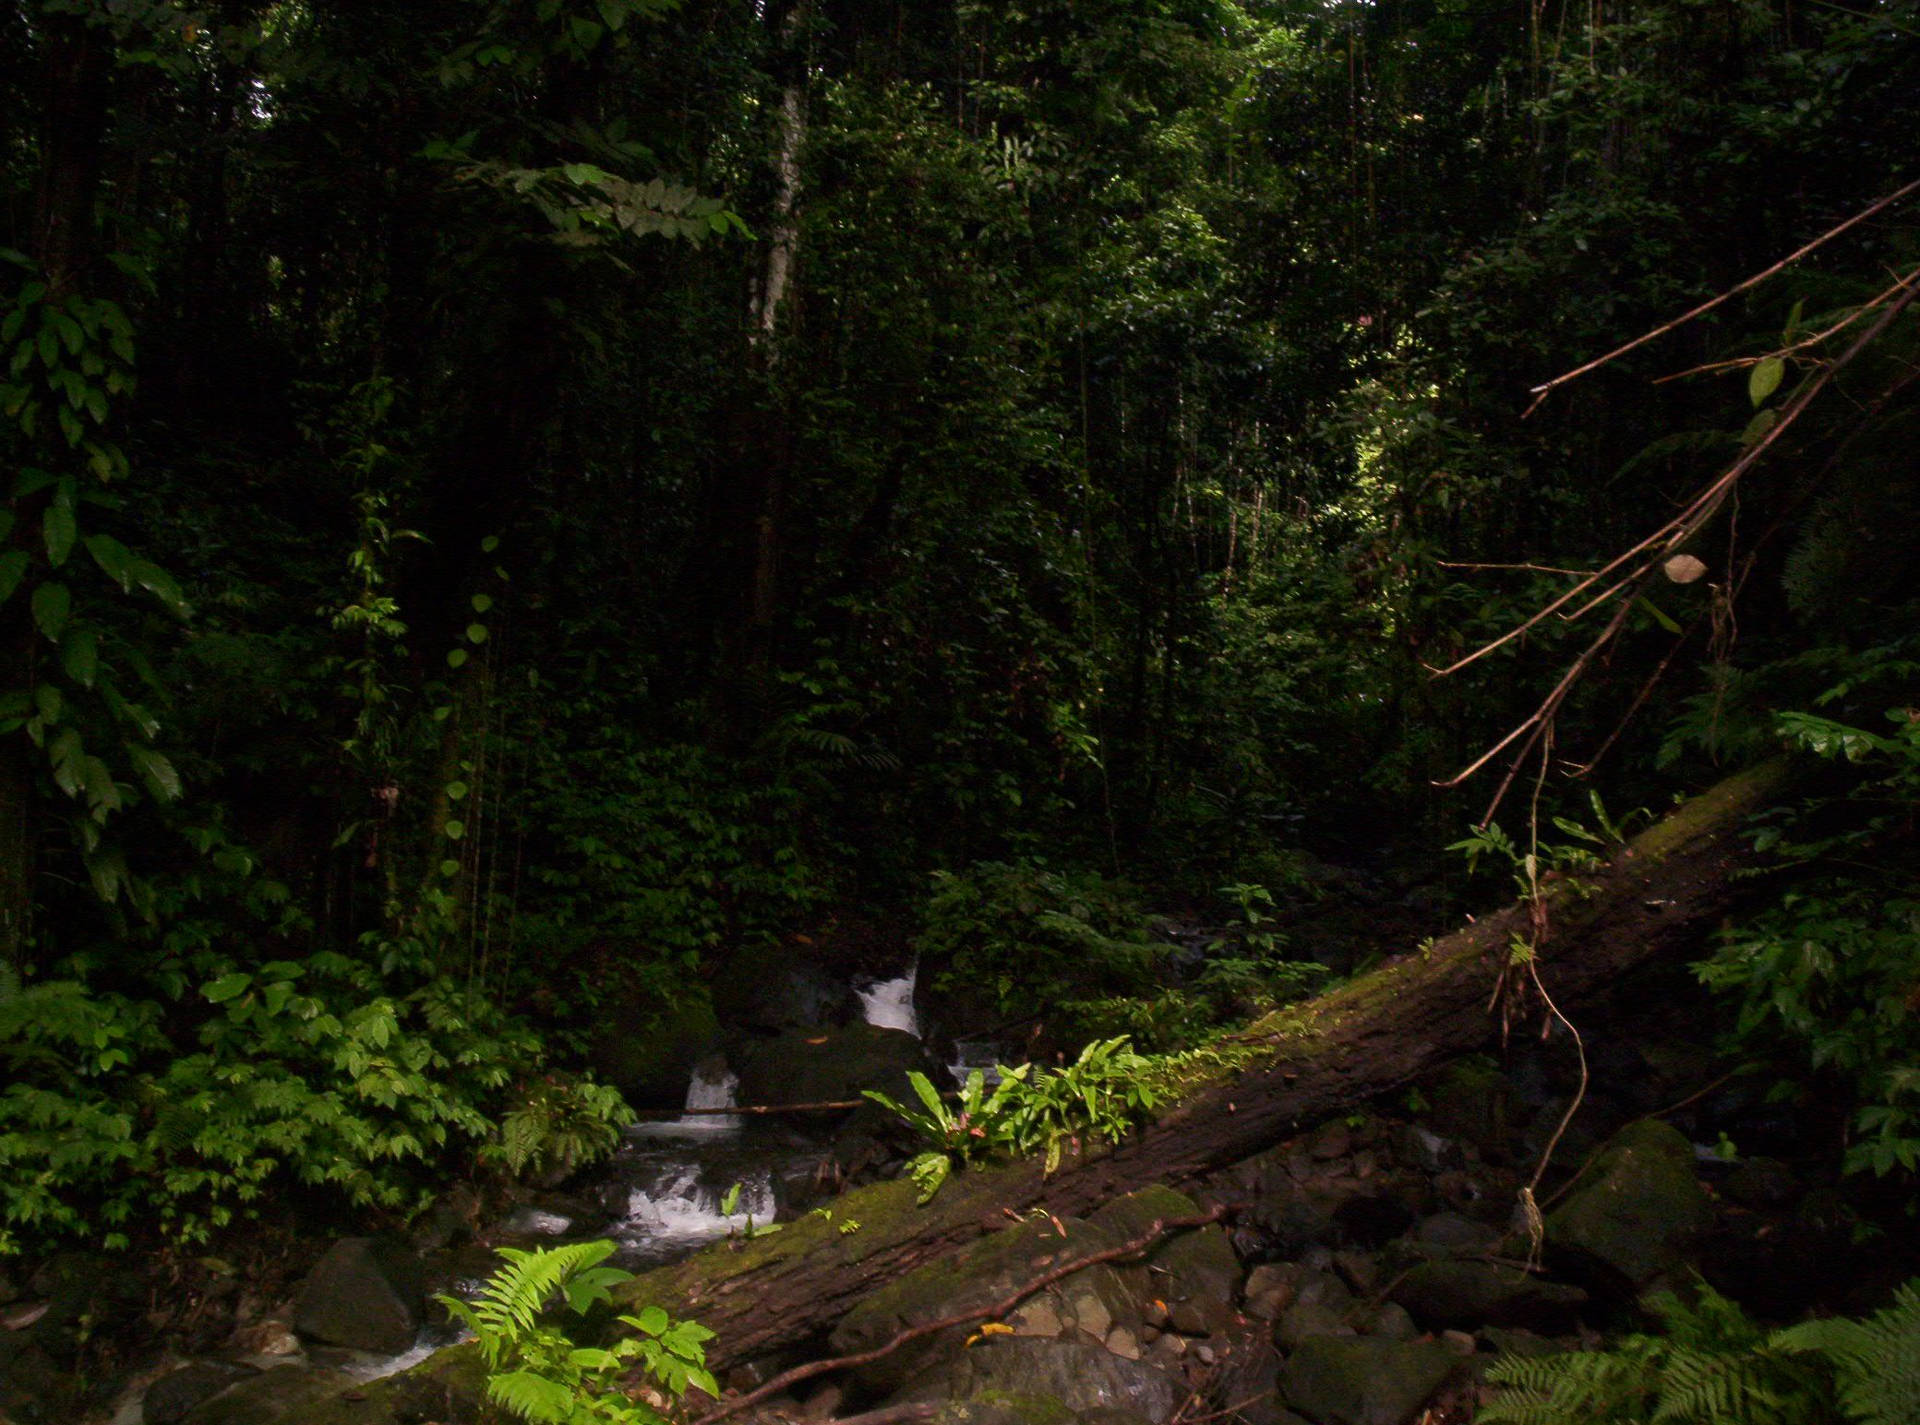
top-left (1774, 1280), bottom-right (1920, 1425)
top-left (1478, 1282), bottom-right (1839, 1425)
top-left (436, 1240), bottom-right (715, 1425)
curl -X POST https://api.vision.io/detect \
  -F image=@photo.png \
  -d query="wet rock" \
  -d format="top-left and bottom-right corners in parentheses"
top-left (1330, 1194), bottom-right (1414, 1249)
top-left (1091, 1186), bottom-right (1242, 1338)
top-left (293, 1237), bottom-right (425, 1355)
top-left (144, 1361), bottom-right (262, 1425)
top-left (1477, 1327), bottom-right (1561, 1360)
top-left (1389, 1260), bottom-right (1587, 1332)
top-left (1242, 1265), bottom-right (1295, 1322)
top-left (832, 1217), bottom-right (1146, 1398)
top-left (1279, 1337), bottom-right (1459, 1425)
top-left (1311, 1122), bottom-right (1353, 1160)
top-left (1423, 1061), bottom-right (1516, 1163)
top-left (1210, 1325), bottom-right (1285, 1425)
top-left (180, 1366), bottom-right (355, 1425)
top-left (1276, 1301), bottom-right (1355, 1351)
top-left (0, 1336), bottom-right (77, 1424)
top-left (737, 1022), bottom-right (937, 1109)
top-left (943, 1338), bottom-right (1182, 1422)
top-left (1365, 1304), bottom-right (1417, 1341)
top-left (1546, 1121), bottom-right (1711, 1292)
top-left (1721, 1157), bottom-right (1799, 1210)
top-left (1412, 1211), bottom-right (1500, 1255)
top-left (1393, 1123), bottom-right (1460, 1175)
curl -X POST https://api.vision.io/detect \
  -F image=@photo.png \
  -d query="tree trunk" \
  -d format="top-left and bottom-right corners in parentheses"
top-left (283, 760), bottom-right (1790, 1423)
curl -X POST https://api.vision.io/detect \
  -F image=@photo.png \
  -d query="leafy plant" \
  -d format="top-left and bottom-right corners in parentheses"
top-left (490, 1074), bottom-right (633, 1182)
top-left (919, 862), bottom-right (1164, 1023)
top-left (718, 1180), bottom-right (782, 1240)
top-left (866, 1037), bottom-right (1164, 1199)
top-left (1481, 1276), bottom-right (1920, 1425)
top-left (438, 1239), bottom-right (717, 1425)
top-left (1695, 649), bottom-right (1920, 1177)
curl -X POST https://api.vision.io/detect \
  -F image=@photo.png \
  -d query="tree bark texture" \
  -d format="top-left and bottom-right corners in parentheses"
top-left (285, 760), bottom-right (1790, 1424)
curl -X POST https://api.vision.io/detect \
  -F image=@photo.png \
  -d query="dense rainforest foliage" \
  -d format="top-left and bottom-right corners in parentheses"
top-left (0, 0), bottom-right (1914, 1254)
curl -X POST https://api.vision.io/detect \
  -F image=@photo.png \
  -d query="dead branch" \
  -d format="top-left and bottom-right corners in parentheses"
top-left (692, 1207), bottom-right (1231, 1425)
top-left (1522, 176), bottom-right (1920, 416)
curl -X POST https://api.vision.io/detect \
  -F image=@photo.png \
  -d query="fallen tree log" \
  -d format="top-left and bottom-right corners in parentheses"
top-left (287, 760), bottom-right (1790, 1425)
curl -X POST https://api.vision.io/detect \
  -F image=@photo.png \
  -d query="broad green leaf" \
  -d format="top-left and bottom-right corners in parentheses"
top-left (439, 858), bottom-right (460, 877)
top-left (125, 556), bottom-right (189, 618)
top-left (443, 819), bottom-right (465, 840)
top-left (82, 755), bottom-right (122, 819)
top-left (1636, 596), bottom-right (1684, 634)
top-left (1749, 356), bottom-right (1785, 407)
top-left (128, 745), bottom-right (182, 801)
top-left (60, 625), bottom-right (98, 687)
top-left (471, 593), bottom-right (493, 613)
top-left (203, 973), bottom-right (252, 1004)
top-left (480, 535), bottom-right (500, 553)
top-left (0, 549), bottom-right (26, 606)
top-left (446, 780), bottom-right (469, 801)
top-left (447, 648), bottom-right (469, 669)
top-left (635, 1304), bottom-right (670, 1335)
top-left (42, 502), bottom-right (75, 565)
top-left (32, 580), bottom-right (70, 640)
top-left (466, 623), bottom-right (488, 643)
top-left (34, 684), bottom-right (60, 723)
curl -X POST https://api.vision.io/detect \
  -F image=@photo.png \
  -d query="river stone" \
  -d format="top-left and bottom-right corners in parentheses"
top-left (1389, 1260), bottom-right (1588, 1331)
top-left (145, 1362), bottom-right (262, 1425)
top-left (832, 1216), bottom-right (1147, 1398)
top-left (293, 1237), bottom-right (424, 1355)
top-left (181, 1367), bottom-right (355, 1425)
top-left (1546, 1120), bottom-right (1710, 1291)
top-left (1279, 1337), bottom-right (1458, 1425)
top-left (1422, 1061), bottom-right (1516, 1162)
top-left (943, 1337), bottom-right (1182, 1422)
top-left (736, 1022), bottom-right (937, 1109)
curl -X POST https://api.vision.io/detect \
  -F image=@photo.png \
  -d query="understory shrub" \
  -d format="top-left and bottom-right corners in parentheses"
top-left (0, 950), bottom-right (626, 1252)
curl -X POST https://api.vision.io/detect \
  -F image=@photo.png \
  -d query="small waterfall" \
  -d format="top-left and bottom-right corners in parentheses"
top-left (631, 1057), bottom-right (740, 1140)
top-left (620, 1165), bottom-right (775, 1254)
top-left (948, 1039), bottom-right (1007, 1089)
top-left (684, 1058), bottom-right (739, 1111)
top-left (856, 961), bottom-right (920, 1037)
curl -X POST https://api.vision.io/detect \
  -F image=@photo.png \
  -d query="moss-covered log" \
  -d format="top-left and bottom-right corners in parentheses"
top-left (284, 761), bottom-right (1788, 1424)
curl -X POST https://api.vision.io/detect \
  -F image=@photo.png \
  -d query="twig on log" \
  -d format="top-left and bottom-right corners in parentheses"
top-left (692, 1207), bottom-right (1232, 1425)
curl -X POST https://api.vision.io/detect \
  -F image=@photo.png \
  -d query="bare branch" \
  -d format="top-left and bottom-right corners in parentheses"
top-left (1522, 176), bottom-right (1920, 416)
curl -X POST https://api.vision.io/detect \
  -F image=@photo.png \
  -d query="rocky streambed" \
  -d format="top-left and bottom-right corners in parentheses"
top-left (62, 999), bottom-right (1896, 1425)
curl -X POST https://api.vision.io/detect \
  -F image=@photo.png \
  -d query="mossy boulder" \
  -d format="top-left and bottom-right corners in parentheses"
top-left (1089, 1186), bottom-right (1241, 1335)
top-left (831, 1216), bottom-right (1149, 1398)
top-left (294, 1236), bottom-right (425, 1355)
top-left (1546, 1120), bottom-right (1710, 1292)
top-left (1279, 1337), bottom-right (1460, 1425)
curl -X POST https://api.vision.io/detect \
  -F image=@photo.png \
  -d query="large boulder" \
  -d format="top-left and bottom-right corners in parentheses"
top-left (1279, 1337), bottom-right (1459, 1425)
top-left (1545, 1120), bottom-right (1710, 1292)
top-left (1090, 1186), bottom-right (1242, 1337)
top-left (736, 1022), bottom-right (937, 1109)
top-left (831, 1216), bottom-right (1150, 1399)
top-left (293, 1237), bottom-right (424, 1355)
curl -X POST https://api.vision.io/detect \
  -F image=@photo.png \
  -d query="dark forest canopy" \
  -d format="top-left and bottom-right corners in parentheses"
top-left (0, 0), bottom-right (1915, 1255)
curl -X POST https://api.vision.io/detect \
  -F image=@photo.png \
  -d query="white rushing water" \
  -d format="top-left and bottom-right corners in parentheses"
top-left (856, 961), bottom-right (920, 1037)
top-left (948, 1039), bottom-right (1008, 1088)
top-left (633, 1057), bottom-right (742, 1141)
top-left (619, 1165), bottom-right (776, 1255)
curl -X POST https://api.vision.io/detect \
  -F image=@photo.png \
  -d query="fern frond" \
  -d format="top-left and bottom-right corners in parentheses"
top-left (1775, 1279), bottom-right (1920, 1425)
top-left (488, 1368), bottom-right (580, 1424)
top-left (471, 1240), bottom-right (620, 1336)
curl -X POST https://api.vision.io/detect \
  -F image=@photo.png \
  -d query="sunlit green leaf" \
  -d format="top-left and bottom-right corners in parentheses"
top-left (1749, 356), bottom-right (1785, 408)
